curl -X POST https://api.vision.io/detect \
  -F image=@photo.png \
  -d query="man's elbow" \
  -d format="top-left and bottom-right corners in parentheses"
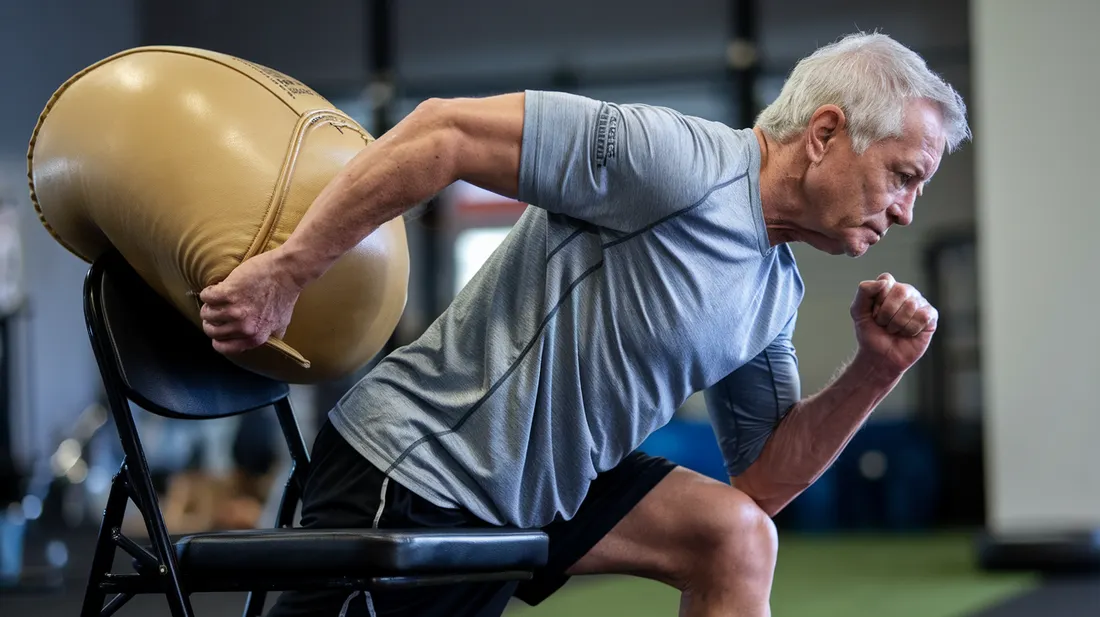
top-left (731, 475), bottom-right (807, 518)
top-left (400, 98), bottom-right (463, 179)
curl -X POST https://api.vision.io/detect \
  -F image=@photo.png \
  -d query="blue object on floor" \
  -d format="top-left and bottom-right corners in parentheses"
top-left (639, 417), bottom-right (941, 532)
top-left (0, 507), bottom-right (26, 585)
top-left (638, 419), bottom-right (727, 482)
top-left (833, 418), bottom-right (941, 530)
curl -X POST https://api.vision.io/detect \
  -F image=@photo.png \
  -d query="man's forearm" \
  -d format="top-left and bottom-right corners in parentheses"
top-left (278, 100), bottom-right (462, 286)
top-left (278, 94), bottom-right (526, 288)
top-left (734, 352), bottom-right (904, 516)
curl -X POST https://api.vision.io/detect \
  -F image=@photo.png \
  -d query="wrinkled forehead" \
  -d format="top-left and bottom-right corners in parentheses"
top-left (894, 103), bottom-right (947, 168)
top-left (906, 101), bottom-right (948, 153)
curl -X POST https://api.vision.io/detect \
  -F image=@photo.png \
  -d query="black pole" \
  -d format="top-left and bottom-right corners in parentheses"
top-left (368, 0), bottom-right (444, 342)
top-left (370, 0), bottom-right (395, 135)
top-left (315, 0), bottom-right (401, 413)
top-left (728, 0), bottom-right (760, 128)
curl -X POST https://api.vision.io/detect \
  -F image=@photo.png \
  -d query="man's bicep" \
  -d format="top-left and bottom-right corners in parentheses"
top-left (517, 91), bottom-right (731, 231)
top-left (705, 335), bottom-right (801, 479)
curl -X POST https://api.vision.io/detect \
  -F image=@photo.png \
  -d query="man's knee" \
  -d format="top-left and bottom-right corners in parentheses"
top-left (681, 487), bottom-right (777, 590)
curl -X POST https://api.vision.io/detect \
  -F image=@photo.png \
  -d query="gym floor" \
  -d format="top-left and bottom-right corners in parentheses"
top-left (1, 531), bottom-right (1094, 616)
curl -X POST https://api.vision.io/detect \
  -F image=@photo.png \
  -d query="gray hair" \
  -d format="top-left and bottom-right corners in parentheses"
top-left (755, 32), bottom-right (971, 154)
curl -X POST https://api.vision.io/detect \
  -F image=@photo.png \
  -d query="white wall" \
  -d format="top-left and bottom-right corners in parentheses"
top-left (972, 0), bottom-right (1100, 533)
top-left (0, 0), bottom-right (138, 465)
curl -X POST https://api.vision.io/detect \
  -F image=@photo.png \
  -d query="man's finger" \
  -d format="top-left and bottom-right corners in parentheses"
top-left (203, 320), bottom-right (245, 340)
top-left (199, 302), bottom-right (232, 323)
top-left (211, 334), bottom-right (268, 355)
top-left (871, 274), bottom-right (897, 318)
top-left (902, 302), bottom-right (937, 337)
top-left (853, 278), bottom-right (890, 318)
top-left (212, 339), bottom-right (247, 355)
top-left (198, 284), bottom-right (231, 306)
top-left (886, 298), bottom-right (920, 335)
top-left (901, 310), bottom-right (928, 337)
top-left (875, 283), bottom-right (910, 327)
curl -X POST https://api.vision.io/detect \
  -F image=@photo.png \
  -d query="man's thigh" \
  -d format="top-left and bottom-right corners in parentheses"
top-left (512, 451), bottom-right (679, 605)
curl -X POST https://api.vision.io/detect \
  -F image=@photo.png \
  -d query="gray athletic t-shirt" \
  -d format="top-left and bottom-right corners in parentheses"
top-left (330, 90), bottom-right (805, 528)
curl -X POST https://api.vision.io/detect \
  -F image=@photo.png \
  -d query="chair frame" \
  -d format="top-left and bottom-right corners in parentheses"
top-left (78, 254), bottom-right (538, 617)
top-left (80, 255), bottom-right (314, 617)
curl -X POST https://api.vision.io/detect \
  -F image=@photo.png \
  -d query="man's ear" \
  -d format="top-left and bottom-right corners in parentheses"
top-left (806, 104), bottom-right (846, 164)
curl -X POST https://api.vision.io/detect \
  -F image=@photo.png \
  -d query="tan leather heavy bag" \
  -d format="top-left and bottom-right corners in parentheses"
top-left (27, 46), bottom-right (409, 384)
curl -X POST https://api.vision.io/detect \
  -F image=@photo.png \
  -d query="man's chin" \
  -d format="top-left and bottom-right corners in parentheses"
top-left (844, 242), bottom-right (871, 257)
top-left (802, 233), bottom-right (862, 256)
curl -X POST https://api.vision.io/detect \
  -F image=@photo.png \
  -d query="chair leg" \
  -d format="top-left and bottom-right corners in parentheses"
top-left (239, 400), bottom-right (308, 617)
top-left (101, 593), bottom-right (135, 617)
top-left (122, 460), bottom-right (195, 617)
top-left (80, 465), bottom-right (130, 617)
top-left (111, 406), bottom-right (195, 617)
top-left (242, 590), bottom-right (267, 617)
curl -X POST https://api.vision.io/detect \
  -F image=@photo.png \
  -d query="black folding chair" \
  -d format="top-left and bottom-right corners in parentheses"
top-left (80, 251), bottom-right (548, 617)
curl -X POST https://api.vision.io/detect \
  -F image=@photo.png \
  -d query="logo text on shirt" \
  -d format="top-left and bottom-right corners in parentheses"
top-left (594, 106), bottom-right (620, 168)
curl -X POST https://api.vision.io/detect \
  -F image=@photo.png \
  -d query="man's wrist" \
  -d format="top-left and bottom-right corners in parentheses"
top-left (849, 350), bottom-right (906, 386)
top-left (273, 241), bottom-right (328, 291)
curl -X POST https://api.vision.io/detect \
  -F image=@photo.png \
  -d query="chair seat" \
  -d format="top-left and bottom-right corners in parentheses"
top-left (174, 528), bottom-right (549, 577)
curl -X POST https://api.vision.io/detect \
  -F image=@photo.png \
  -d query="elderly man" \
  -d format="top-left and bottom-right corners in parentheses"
top-left (199, 31), bottom-right (969, 617)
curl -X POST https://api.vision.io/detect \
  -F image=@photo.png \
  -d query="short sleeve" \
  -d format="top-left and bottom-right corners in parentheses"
top-left (703, 314), bottom-right (801, 478)
top-left (518, 90), bottom-right (743, 233)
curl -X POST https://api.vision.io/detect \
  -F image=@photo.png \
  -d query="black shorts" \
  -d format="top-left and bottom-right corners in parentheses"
top-left (268, 420), bottom-right (676, 617)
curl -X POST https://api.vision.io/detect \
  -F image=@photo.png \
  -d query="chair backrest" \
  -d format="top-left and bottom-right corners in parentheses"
top-left (83, 251), bottom-right (289, 419)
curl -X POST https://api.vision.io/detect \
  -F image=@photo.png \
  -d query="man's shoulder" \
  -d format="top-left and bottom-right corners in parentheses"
top-left (610, 101), bottom-right (758, 185)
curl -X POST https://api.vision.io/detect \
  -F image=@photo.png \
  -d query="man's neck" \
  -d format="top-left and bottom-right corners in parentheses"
top-left (753, 127), bottom-right (810, 247)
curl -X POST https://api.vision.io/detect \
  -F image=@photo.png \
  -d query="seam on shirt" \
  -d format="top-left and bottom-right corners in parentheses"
top-left (601, 172), bottom-right (748, 250)
top-left (384, 259), bottom-right (606, 474)
top-left (728, 379), bottom-right (741, 477)
top-left (746, 169), bottom-right (770, 256)
top-left (764, 347), bottom-right (781, 425)
top-left (546, 227), bottom-right (588, 262)
top-left (385, 171), bottom-right (751, 478)
top-left (528, 93), bottom-right (544, 207)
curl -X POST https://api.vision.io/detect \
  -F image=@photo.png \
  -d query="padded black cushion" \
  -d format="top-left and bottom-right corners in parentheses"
top-left (174, 528), bottom-right (549, 576)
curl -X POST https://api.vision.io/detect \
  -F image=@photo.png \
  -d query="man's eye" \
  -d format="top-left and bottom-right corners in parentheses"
top-left (896, 172), bottom-right (913, 187)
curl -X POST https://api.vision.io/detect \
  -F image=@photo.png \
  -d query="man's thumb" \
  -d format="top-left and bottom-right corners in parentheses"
top-left (860, 278), bottom-right (889, 297)
top-left (853, 277), bottom-right (888, 319)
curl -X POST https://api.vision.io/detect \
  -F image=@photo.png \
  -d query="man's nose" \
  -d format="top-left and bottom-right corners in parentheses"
top-left (888, 192), bottom-right (916, 227)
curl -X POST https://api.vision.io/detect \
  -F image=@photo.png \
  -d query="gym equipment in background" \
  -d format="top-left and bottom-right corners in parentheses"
top-left (1, 403), bottom-right (108, 591)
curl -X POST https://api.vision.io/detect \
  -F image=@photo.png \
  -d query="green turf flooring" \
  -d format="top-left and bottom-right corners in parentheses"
top-left (506, 532), bottom-right (1038, 617)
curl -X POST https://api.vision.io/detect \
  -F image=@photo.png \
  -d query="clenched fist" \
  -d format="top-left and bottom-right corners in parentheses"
top-left (850, 273), bottom-right (938, 374)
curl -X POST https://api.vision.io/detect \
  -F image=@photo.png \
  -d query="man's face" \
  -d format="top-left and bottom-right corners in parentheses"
top-left (802, 100), bottom-right (947, 257)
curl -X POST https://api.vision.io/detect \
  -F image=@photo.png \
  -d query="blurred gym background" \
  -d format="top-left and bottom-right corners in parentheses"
top-left (0, 0), bottom-right (1096, 616)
